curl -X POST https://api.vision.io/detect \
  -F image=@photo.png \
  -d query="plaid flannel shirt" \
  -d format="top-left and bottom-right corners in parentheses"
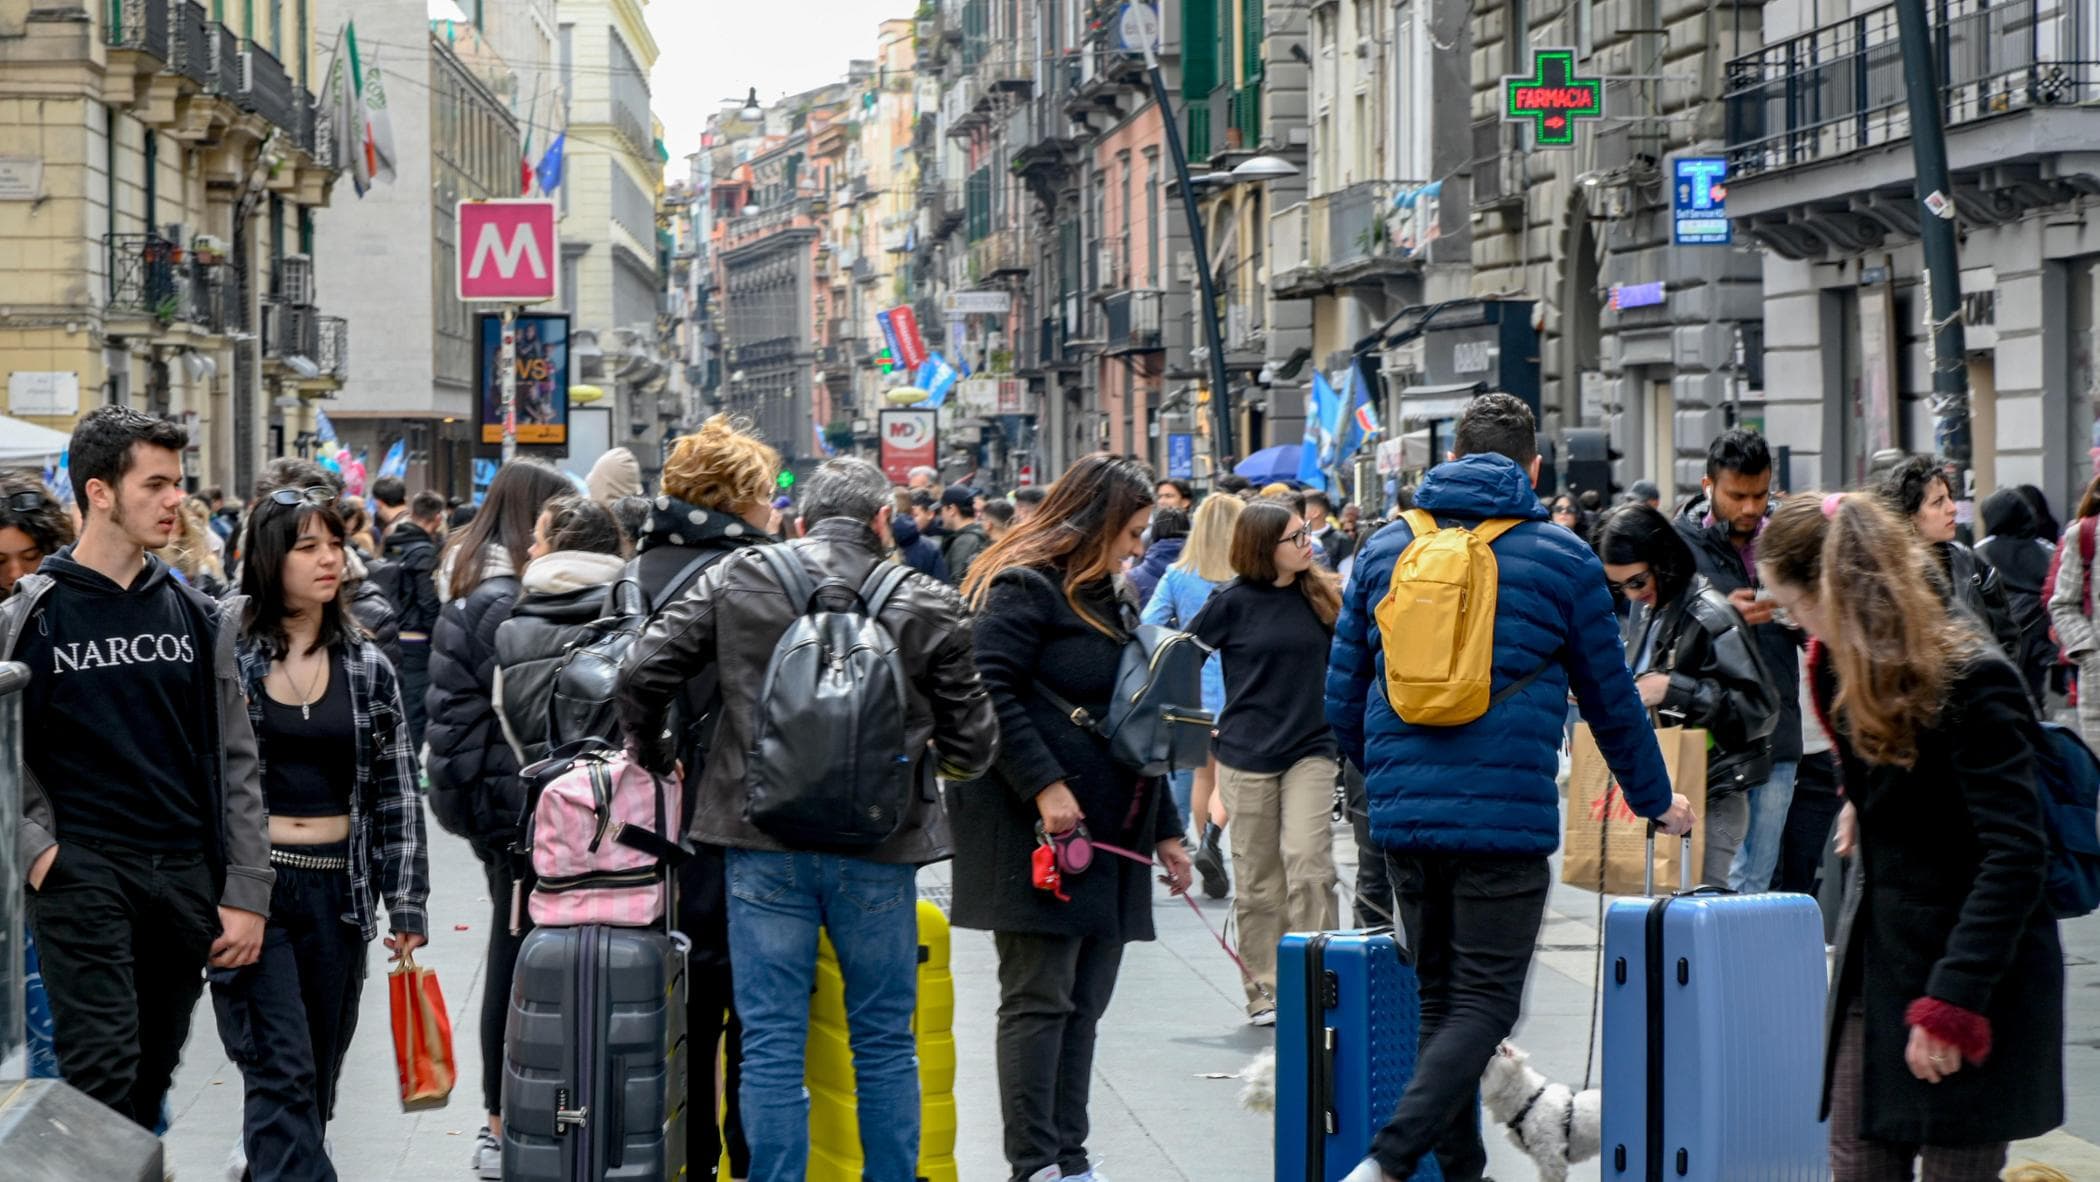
top-left (237, 636), bottom-right (430, 941)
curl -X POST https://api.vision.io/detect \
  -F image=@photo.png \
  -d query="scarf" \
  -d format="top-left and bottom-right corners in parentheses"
top-left (637, 495), bottom-right (773, 555)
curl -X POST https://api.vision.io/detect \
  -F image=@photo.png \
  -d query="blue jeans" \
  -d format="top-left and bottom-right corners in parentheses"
top-left (1729, 760), bottom-right (1798, 893)
top-left (1168, 769), bottom-right (1194, 832)
top-left (725, 849), bottom-right (921, 1182)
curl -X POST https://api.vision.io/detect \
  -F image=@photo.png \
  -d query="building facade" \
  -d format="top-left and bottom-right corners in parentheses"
top-left (0, 0), bottom-right (341, 495)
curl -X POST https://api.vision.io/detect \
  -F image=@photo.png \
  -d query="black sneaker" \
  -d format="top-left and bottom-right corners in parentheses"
top-left (1195, 823), bottom-right (1229, 900)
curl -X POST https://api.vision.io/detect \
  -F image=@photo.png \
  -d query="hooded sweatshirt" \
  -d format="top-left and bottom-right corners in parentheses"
top-left (16, 552), bottom-right (209, 850)
top-left (585, 447), bottom-right (643, 506)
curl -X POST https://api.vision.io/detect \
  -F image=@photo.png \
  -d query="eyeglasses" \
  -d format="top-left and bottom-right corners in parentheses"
top-left (1552, 504), bottom-right (1579, 517)
top-left (267, 486), bottom-right (336, 508)
top-left (3, 491), bottom-right (48, 513)
top-left (1608, 571), bottom-right (1653, 596)
top-left (1281, 527), bottom-right (1311, 547)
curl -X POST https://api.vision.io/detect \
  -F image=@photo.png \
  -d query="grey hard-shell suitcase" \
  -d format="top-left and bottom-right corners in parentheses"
top-left (502, 925), bottom-right (690, 1181)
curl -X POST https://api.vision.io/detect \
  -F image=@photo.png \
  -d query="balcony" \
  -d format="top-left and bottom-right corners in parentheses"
top-left (315, 315), bottom-right (349, 386)
top-left (1103, 290), bottom-right (1163, 355)
top-left (169, 0), bottom-right (210, 86)
top-left (943, 77), bottom-right (986, 136)
top-left (1470, 117), bottom-right (1523, 212)
top-left (922, 180), bottom-right (965, 237)
top-left (1723, 0), bottom-right (2100, 257)
top-left (980, 44), bottom-right (1034, 97)
top-left (967, 230), bottom-right (1032, 281)
top-left (1270, 201), bottom-right (1316, 297)
top-left (236, 41), bottom-right (300, 136)
top-left (106, 0), bottom-right (171, 62)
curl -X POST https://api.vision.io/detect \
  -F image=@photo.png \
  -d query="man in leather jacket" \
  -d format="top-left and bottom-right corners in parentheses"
top-left (615, 457), bottom-right (996, 1180)
top-left (1599, 503), bottom-right (1781, 886)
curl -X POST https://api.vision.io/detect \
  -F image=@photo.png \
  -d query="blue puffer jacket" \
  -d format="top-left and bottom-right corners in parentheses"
top-left (1324, 453), bottom-right (1673, 856)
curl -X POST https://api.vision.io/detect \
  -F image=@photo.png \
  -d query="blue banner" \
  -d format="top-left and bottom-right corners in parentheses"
top-left (1297, 377), bottom-right (1336, 492)
top-left (1167, 432), bottom-right (1195, 480)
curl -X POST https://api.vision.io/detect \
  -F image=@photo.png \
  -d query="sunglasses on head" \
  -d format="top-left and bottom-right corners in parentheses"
top-left (1608, 570), bottom-right (1653, 596)
top-left (3, 491), bottom-right (47, 513)
top-left (267, 485), bottom-right (336, 508)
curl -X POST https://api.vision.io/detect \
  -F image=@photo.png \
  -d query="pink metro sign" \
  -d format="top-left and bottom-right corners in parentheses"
top-left (456, 199), bottom-right (560, 303)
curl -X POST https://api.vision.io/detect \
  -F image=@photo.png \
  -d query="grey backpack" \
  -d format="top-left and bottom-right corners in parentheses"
top-left (744, 544), bottom-right (917, 851)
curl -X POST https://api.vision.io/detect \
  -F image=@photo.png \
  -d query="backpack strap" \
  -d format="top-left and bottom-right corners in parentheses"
top-left (859, 561), bottom-right (914, 621)
top-left (1400, 509), bottom-right (1524, 546)
top-left (607, 558), bottom-right (645, 618)
top-left (755, 542), bottom-right (818, 614)
top-left (647, 551), bottom-right (724, 615)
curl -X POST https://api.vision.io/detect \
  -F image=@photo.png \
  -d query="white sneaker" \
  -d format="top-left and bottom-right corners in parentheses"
top-left (1342, 1159), bottom-right (1398, 1182)
top-left (1248, 1008), bottom-right (1277, 1027)
top-left (471, 1127), bottom-right (502, 1180)
top-left (1025, 1168), bottom-right (1061, 1182)
top-left (223, 1140), bottom-right (246, 1182)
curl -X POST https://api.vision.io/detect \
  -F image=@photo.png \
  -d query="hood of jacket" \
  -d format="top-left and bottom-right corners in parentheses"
top-left (521, 549), bottom-right (626, 597)
top-left (435, 542), bottom-right (516, 605)
top-left (1979, 487), bottom-right (2040, 540)
top-left (585, 447), bottom-right (643, 505)
top-left (38, 549), bottom-right (180, 597)
top-left (384, 520), bottom-right (438, 557)
top-left (1140, 536), bottom-right (1185, 570)
top-left (891, 513), bottom-right (926, 549)
top-left (1413, 454), bottom-right (1551, 522)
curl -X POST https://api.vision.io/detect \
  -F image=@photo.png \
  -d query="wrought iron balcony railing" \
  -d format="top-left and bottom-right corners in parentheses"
top-left (1725, 0), bottom-right (2100, 178)
top-left (316, 315), bottom-right (348, 382)
top-left (237, 40), bottom-right (301, 136)
top-left (106, 0), bottom-right (171, 60)
top-left (169, 0), bottom-right (211, 84)
top-left (1103, 289), bottom-right (1163, 354)
top-left (106, 233), bottom-right (185, 325)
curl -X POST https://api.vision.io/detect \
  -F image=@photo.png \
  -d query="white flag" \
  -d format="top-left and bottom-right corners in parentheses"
top-left (361, 45), bottom-right (398, 186)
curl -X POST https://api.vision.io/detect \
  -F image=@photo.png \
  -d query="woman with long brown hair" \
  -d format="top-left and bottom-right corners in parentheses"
top-left (1761, 492), bottom-right (2061, 1181)
top-left (1187, 498), bottom-right (1342, 1024)
top-left (950, 453), bottom-right (1194, 1182)
top-left (2049, 471), bottom-right (2100, 749)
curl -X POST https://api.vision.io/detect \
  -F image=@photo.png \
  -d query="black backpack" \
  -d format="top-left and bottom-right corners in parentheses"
top-left (546, 551), bottom-right (722, 750)
top-left (744, 544), bottom-right (916, 851)
top-left (1042, 622), bottom-right (1213, 777)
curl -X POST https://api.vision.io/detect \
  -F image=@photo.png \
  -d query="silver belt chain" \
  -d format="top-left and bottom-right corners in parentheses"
top-left (269, 848), bottom-right (349, 872)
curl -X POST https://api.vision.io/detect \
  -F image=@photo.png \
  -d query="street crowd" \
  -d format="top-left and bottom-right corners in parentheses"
top-left (5, 393), bottom-right (2083, 1182)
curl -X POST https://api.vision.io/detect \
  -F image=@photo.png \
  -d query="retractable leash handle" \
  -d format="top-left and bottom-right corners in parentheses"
top-left (1643, 822), bottom-right (1695, 897)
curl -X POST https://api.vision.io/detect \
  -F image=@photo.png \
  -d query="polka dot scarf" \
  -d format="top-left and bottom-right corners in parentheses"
top-left (636, 495), bottom-right (770, 556)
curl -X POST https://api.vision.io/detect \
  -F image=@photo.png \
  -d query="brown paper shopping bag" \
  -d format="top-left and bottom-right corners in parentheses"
top-left (1562, 723), bottom-right (1707, 895)
top-left (389, 952), bottom-right (456, 1111)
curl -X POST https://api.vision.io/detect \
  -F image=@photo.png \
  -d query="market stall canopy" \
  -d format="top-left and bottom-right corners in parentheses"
top-left (0, 414), bottom-right (74, 465)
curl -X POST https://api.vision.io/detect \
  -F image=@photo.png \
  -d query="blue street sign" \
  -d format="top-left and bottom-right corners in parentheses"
top-left (1672, 157), bottom-right (1730, 246)
top-left (1167, 433), bottom-right (1195, 480)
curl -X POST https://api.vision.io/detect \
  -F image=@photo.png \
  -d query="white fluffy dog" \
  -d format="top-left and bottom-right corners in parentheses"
top-left (1237, 1047), bottom-right (1276, 1112)
top-left (1478, 1042), bottom-right (1602, 1182)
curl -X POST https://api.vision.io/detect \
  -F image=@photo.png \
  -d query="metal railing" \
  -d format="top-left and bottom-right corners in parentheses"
top-left (316, 315), bottom-right (348, 382)
top-left (261, 300), bottom-right (319, 362)
top-left (170, 0), bottom-right (211, 84)
top-left (106, 0), bottom-right (170, 59)
top-left (1725, 0), bottom-right (2100, 178)
top-left (1104, 289), bottom-right (1163, 353)
top-left (106, 233), bottom-right (185, 324)
top-left (205, 22), bottom-right (239, 98)
top-left (238, 40), bottom-right (300, 135)
top-left (1270, 201), bottom-right (1312, 279)
top-left (968, 230), bottom-right (1032, 281)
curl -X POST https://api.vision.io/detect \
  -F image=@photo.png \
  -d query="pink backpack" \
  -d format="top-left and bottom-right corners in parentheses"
top-left (526, 750), bottom-right (685, 927)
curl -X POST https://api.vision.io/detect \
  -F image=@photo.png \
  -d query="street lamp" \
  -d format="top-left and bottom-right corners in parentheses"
top-left (740, 88), bottom-right (763, 121)
top-left (1230, 155), bottom-right (1300, 181)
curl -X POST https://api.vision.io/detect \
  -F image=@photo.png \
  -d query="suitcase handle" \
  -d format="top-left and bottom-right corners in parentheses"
top-left (1643, 823), bottom-right (1695, 897)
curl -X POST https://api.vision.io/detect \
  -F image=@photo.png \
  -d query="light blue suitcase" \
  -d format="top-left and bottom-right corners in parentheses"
top-left (1602, 833), bottom-right (1828, 1182)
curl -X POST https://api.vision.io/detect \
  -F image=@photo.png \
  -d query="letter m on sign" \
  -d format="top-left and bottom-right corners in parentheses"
top-left (457, 200), bottom-right (560, 303)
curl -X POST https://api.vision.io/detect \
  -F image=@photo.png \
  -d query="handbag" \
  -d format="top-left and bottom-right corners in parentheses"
top-left (1039, 621), bottom-right (1214, 776)
top-left (388, 951), bottom-right (457, 1110)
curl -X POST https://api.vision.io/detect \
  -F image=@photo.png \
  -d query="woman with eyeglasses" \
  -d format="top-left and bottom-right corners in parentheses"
top-left (215, 489), bottom-right (428, 1181)
top-left (423, 459), bottom-right (572, 1177)
top-left (0, 472), bottom-right (74, 597)
top-left (1591, 503), bottom-right (1780, 887)
top-left (951, 454), bottom-right (1194, 1182)
top-left (1187, 498), bottom-right (1343, 1026)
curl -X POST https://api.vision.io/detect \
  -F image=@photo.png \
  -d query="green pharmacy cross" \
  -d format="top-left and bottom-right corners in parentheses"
top-left (1504, 49), bottom-right (1604, 148)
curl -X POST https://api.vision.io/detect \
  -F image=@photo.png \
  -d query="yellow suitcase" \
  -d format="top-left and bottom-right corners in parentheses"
top-left (804, 899), bottom-right (957, 1182)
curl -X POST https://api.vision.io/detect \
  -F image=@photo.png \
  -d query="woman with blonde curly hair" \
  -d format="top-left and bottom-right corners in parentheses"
top-left (158, 494), bottom-right (229, 596)
top-left (634, 413), bottom-right (782, 1179)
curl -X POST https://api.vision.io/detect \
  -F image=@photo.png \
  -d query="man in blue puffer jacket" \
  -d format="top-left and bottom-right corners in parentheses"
top-left (1325, 393), bottom-right (1696, 1182)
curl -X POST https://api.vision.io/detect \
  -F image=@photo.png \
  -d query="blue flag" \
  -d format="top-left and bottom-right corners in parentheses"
top-left (1297, 376), bottom-right (1337, 492)
top-left (916, 352), bottom-right (958, 408)
top-left (1337, 358), bottom-right (1381, 463)
top-left (535, 133), bottom-right (566, 194)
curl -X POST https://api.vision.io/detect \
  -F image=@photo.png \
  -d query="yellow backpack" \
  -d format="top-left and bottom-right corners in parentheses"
top-left (1375, 509), bottom-right (1527, 726)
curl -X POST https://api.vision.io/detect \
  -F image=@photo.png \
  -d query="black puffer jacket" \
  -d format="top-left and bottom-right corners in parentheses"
top-left (1624, 573), bottom-right (1780, 798)
top-left (426, 550), bottom-right (524, 855)
top-left (347, 549), bottom-right (403, 672)
top-left (493, 551), bottom-right (625, 769)
top-left (1938, 540), bottom-right (2023, 663)
top-left (383, 522), bottom-right (443, 635)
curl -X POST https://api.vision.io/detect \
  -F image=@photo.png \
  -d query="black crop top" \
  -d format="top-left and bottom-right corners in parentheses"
top-left (259, 649), bottom-right (356, 818)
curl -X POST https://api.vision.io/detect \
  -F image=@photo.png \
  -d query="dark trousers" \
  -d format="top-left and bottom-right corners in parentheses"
top-left (1777, 752), bottom-right (1844, 895)
top-left (398, 637), bottom-right (431, 754)
top-left (1343, 762), bottom-right (1395, 929)
top-left (211, 857), bottom-right (367, 1182)
top-left (689, 961), bottom-right (750, 1179)
top-left (1371, 853), bottom-right (1551, 1182)
top-left (481, 855), bottom-right (533, 1116)
top-left (1829, 1007), bottom-right (2008, 1181)
top-left (27, 841), bottom-right (218, 1129)
top-left (992, 931), bottom-right (1125, 1182)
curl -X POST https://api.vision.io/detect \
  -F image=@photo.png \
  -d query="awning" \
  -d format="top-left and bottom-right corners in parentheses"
top-left (1398, 381), bottom-right (1485, 421)
top-left (0, 414), bottom-right (72, 465)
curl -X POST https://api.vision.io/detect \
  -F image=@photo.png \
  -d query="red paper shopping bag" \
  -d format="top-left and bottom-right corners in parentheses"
top-left (389, 953), bottom-right (456, 1110)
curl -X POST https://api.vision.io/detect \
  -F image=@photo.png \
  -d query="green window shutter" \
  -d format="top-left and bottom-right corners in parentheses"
top-left (1180, 0), bottom-right (1215, 98)
top-left (1243, 0), bottom-right (1262, 80)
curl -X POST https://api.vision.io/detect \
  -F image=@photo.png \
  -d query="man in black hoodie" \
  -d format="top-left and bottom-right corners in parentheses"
top-left (1672, 430), bottom-right (1800, 893)
top-left (385, 490), bottom-right (447, 748)
top-left (4, 406), bottom-right (270, 1128)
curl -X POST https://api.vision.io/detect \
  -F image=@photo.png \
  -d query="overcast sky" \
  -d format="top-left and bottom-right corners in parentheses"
top-left (648, 1), bottom-right (910, 178)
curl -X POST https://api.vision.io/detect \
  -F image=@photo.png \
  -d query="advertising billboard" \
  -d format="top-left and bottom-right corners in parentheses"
top-left (477, 312), bottom-right (571, 448)
top-left (879, 409), bottom-right (938, 484)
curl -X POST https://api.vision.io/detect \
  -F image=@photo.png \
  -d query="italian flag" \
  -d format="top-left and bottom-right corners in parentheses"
top-left (326, 21), bottom-right (397, 195)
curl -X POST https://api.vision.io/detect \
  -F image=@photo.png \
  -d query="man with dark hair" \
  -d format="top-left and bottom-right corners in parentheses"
top-left (1305, 490), bottom-right (1353, 568)
top-left (1674, 427), bottom-right (1800, 894)
top-left (1327, 392), bottom-right (1693, 1182)
top-left (1011, 484), bottom-right (1046, 523)
top-left (936, 485), bottom-right (989, 585)
top-left (1155, 478), bottom-right (1193, 511)
top-left (371, 476), bottom-right (409, 533)
top-left (3, 406), bottom-right (270, 1129)
top-left (384, 490), bottom-right (448, 748)
top-left (1216, 473), bottom-right (1253, 497)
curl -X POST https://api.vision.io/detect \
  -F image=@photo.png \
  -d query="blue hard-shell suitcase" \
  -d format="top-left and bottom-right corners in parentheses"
top-left (1602, 834), bottom-right (1828, 1182)
top-left (1274, 929), bottom-right (1442, 1182)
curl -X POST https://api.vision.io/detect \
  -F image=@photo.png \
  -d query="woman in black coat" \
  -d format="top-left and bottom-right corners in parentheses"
top-left (1592, 503), bottom-right (1780, 887)
top-left (422, 459), bottom-right (570, 1175)
top-left (1762, 492), bottom-right (2062, 1180)
top-left (950, 454), bottom-right (1194, 1182)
